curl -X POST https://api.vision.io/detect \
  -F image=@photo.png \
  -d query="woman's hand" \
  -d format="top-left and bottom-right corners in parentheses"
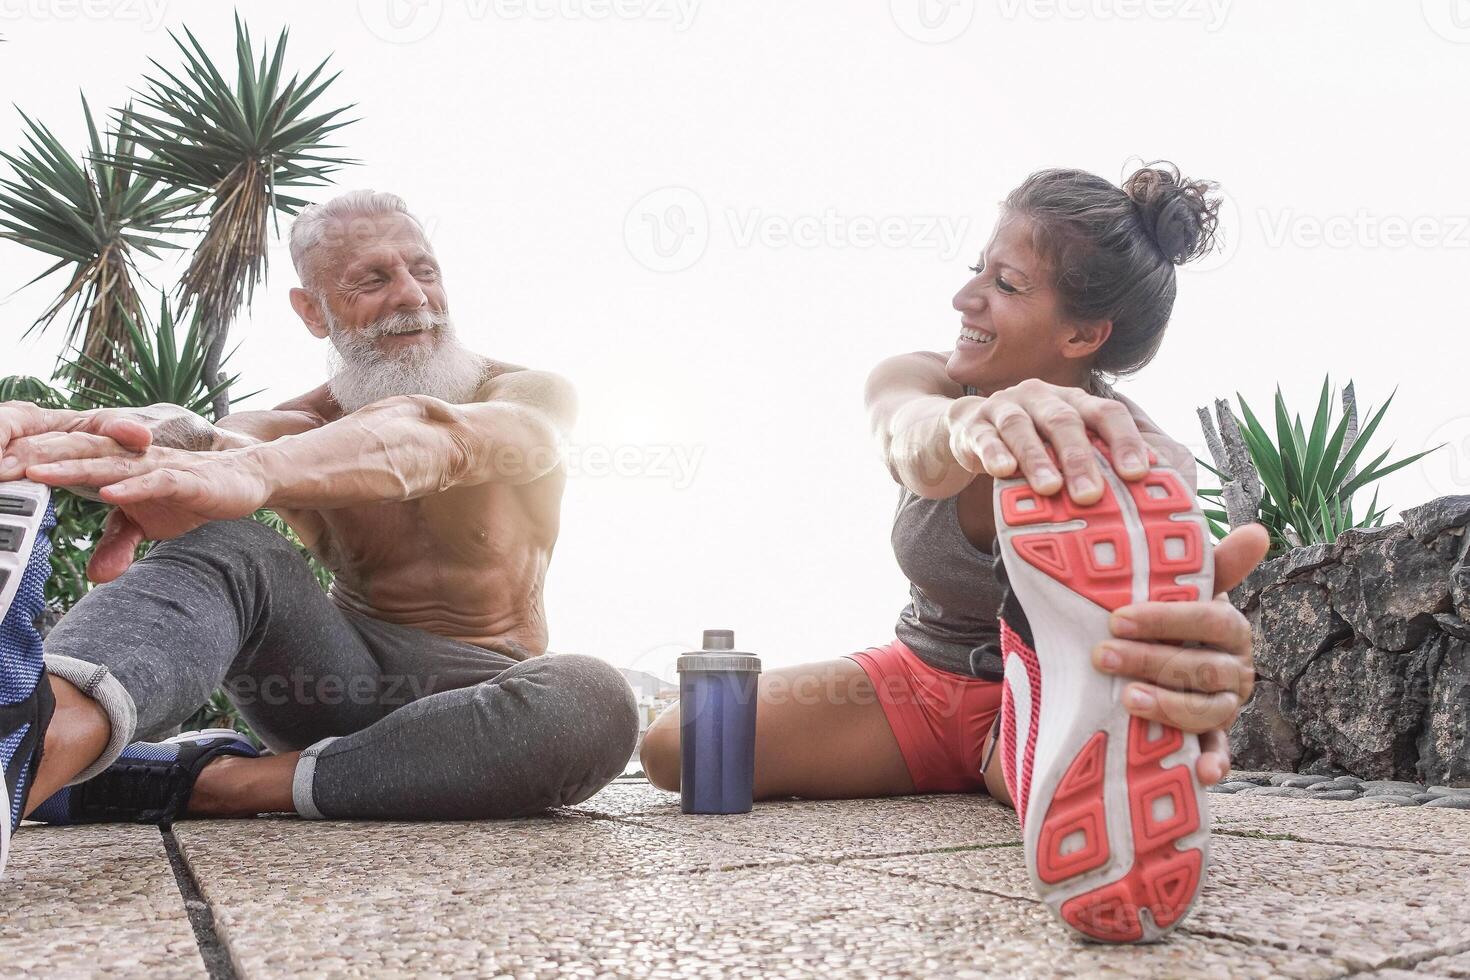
top-left (945, 378), bottom-right (1153, 504)
top-left (1091, 523), bottom-right (1270, 785)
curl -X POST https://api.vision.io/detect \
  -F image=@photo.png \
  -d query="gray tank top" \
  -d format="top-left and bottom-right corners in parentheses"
top-left (891, 488), bottom-right (1007, 680)
top-left (888, 375), bottom-right (1116, 678)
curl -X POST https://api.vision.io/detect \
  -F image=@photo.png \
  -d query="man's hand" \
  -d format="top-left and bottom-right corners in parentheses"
top-left (0, 402), bottom-right (229, 483)
top-left (945, 378), bottom-right (1152, 505)
top-left (28, 447), bottom-right (271, 577)
top-left (1090, 523), bottom-right (1270, 786)
top-left (0, 401), bottom-right (154, 481)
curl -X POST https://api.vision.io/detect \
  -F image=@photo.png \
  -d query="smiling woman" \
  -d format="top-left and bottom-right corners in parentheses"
top-left (641, 162), bottom-right (1263, 943)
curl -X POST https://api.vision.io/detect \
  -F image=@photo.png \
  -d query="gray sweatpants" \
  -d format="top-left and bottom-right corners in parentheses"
top-left (44, 518), bottom-right (639, 820)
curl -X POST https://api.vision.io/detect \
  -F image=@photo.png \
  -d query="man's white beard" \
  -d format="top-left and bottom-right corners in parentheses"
top-left (326, 308), bottom-right (485, 414)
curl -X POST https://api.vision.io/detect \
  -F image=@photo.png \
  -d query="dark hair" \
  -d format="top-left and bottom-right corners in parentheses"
top-left (1003, 162), bottom-right (1221, 379)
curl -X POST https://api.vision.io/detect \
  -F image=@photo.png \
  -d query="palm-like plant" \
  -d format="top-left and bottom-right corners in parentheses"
top-left (118, 15), bottom-right (356, 418)
top-left (0, 98), bottom-right (195, 370)
top-left (68, 297), bottom-right (254, 417)
top-left (1, 298), bottom-right (251, 609)
top-left (1197, 378), bottom-right (1440, 556)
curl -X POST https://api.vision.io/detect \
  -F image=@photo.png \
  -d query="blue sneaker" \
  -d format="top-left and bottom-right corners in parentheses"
top-left (0, 479), bottom-right (56, 876)
top-left (29, 729), bottom-right (258, 827)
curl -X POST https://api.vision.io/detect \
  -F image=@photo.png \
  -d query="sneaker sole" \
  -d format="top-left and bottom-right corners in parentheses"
top-left (994, 443), bottom-right (1213, 943)
top-left (0, 479), bottom-right (53, 877)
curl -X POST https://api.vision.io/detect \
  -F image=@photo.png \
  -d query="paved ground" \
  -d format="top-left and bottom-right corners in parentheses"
top-left (3, 778), bottom-right (1469, 978)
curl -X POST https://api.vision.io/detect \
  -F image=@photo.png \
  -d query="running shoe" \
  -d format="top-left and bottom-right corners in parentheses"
top-left (0, 479), bottom-right (56, 877)
top-left (993, 438), bottom-right (1213, 943)
top-left (29, 729), bottom-right (258, 827)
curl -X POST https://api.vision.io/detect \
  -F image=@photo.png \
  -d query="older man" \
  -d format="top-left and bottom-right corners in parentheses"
top-left (0, 191), bottom-right (636, 855)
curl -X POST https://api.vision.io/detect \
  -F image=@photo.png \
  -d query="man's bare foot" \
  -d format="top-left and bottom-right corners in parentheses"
top-left (27, 730), bottom-right (261, 826)
top-left (23, 675), bottom-right (110, 816)
top-left (187, 750), bottom-right (300, 817)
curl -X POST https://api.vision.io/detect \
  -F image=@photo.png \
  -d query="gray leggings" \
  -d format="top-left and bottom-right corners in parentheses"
top-left (45, 518), bottom-right (639, 820)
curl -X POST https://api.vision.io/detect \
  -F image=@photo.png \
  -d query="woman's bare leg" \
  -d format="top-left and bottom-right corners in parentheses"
top-left (642, 658), bottom-right (916, 800)
top-left (981, 724), bottom-right (1013, 808)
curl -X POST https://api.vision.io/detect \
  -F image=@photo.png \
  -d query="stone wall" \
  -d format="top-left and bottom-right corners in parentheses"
top-left (1229, 495), bottom-right (1470, 785)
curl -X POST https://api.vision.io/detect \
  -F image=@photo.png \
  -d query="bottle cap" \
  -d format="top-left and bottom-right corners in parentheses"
top-left (677, 628), bottom-right (761, 673)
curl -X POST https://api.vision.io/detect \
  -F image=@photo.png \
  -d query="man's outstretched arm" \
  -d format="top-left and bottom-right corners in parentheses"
top-left (25, 370), bottom-right (577, 519)
top-left (249, 370), bottom-right (575, 509)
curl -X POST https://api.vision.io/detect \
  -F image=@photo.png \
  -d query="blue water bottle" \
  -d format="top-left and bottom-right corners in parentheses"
top-left (678, 629), bottom-right (761, 814)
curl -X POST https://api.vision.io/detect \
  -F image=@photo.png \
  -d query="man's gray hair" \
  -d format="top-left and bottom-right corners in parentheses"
top-left (289, 189), bottom-right (424, 289)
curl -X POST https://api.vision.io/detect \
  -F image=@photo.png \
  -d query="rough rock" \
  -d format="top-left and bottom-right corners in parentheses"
top-left (1229, 496), bottom-right (1470, 785)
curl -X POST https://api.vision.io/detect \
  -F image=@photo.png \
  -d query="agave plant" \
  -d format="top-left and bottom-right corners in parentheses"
top-left (67, 296), bottom-right (254, 418)
top-left (117, 14), bottom-right (356, 418)
top-left (2, 297), bottom-right (252, 610)
top-left (0, 98), bottom-right (195, 369)
top-left (1197, 378), bottom-right (1439, 555)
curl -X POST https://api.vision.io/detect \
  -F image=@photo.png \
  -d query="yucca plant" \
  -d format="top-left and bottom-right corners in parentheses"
top-left (1197, 378), bottom-right (1439, 556)
top-left (1, 299), bottom-right (251, 610)
top-left (117, 14), bottom-right (356, 418)
top-left (68, 296), bottom-right (253, 418)
top-left (0, 98), bottom-right (195, 370)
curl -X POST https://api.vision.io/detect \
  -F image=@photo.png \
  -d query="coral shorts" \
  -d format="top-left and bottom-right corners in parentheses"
top-left (848, 638), bottom-right (1004, 794)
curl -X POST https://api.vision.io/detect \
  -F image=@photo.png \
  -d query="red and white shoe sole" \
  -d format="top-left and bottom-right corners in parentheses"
top-left (994, 443), bottom-right (1213, 943)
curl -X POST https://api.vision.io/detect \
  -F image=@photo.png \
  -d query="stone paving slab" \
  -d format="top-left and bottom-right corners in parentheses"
top-left (178, 843), bottom-right (1347, 978)
top-left (856, 833), bottom-right (1470, 970)
top-left (1408, 949), bottom-right (1470, 977)
top-left (565, 779), bottom-right (682, 818)
top-left (1211, 804), bottom-right (1470, 856)
top-left (1208, 793), bottom-right (1396, 824)
top-left (628, 792), bottom-right (1023, 858)
top-left (172, 811), bottom-right (786, 903)
top-left (0, 824), bottom-right (205, 977)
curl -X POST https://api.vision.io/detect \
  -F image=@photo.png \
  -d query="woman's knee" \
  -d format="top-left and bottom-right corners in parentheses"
top-left (641, 704), bottom-right (682, 791)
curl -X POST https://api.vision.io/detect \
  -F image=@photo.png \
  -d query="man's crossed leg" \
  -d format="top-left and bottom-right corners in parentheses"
top-left (8, 499), bottom-right (638, 837)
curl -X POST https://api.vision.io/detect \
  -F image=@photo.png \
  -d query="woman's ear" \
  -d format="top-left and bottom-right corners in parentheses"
top-left (1062, 318), bottom-right (1112, 360)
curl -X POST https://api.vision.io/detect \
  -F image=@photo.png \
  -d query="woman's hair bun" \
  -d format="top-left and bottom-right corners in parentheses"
top-left (1123, 162), bottom-right (1221, 265)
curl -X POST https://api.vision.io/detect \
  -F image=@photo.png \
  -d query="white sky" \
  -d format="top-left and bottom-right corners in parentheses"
top-left (2, 1), bottom-right (1467, 679)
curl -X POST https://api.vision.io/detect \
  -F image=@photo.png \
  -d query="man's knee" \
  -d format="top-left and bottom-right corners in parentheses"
top-left (148, 517), bottom-right (289, 562)
top-left (550, 654), bottom-right (640, 788)
top-left (476, 653), bottom-right (639, 810)
top-left (641, 704), bottom-right (681, 792)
